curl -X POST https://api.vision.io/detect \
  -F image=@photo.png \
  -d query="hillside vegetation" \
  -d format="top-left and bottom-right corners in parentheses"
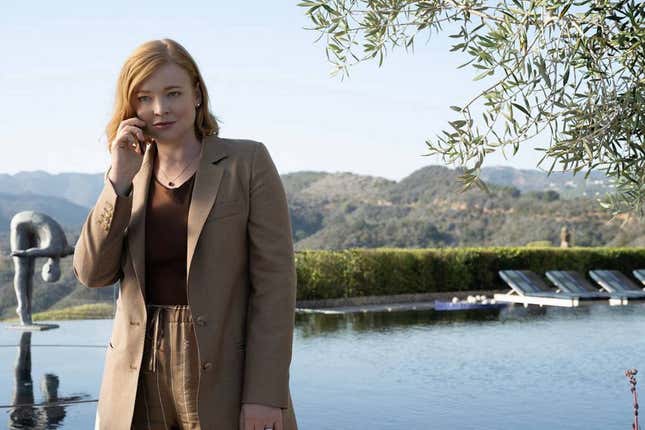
top-left (0, 165), bottom-right (642, 319)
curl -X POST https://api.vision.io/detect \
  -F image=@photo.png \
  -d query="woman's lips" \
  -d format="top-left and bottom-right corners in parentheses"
top-left (153, 121), bottom-right (175, 129)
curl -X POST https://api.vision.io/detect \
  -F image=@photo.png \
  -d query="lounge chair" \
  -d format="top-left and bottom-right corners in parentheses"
top-left (589, 270), bottom-right (645, 298)
top-left (545, 270), bottom-right (610, 300)
top-left (499, 270), bottom-right (562, 296)
top-left (633, 270), bottom-right (645, 286)
top-left (494, 270), bottom-right (580, 307)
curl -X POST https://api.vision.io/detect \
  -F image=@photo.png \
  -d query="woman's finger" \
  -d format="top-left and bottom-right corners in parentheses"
top-left (121, 125), bottom-right (145, 142)
top-left (118, 117), bottom-right (146, 130)
top-left (117, 133), bottom-right (134, 147)
top-left (113, 134), bottom-right (139, 154)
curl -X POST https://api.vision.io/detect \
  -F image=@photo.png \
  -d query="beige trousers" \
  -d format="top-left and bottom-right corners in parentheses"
top-left (131, 304), bottom-right (201, 430)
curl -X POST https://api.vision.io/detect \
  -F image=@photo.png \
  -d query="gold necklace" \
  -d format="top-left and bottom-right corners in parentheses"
top-left (156, 141), bottom-right (203, 187)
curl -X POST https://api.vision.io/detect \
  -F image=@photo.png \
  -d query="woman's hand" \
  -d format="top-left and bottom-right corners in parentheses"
top-left (240, 403), bottom-right (283, 430)
top-left (108, 117), bottom-right (150, 194)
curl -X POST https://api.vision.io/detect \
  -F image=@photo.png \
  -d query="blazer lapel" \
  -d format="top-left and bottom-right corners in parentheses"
top-left (127, 143), bottom-right (155, 301)
top-left (186, 135), bottom-right (228, 286)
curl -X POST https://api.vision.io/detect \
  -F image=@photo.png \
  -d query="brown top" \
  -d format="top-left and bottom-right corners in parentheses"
top-left (144, 168), bottom-right (196, 305)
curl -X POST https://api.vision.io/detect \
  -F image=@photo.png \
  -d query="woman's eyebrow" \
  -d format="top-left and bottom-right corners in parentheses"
top-left (137, 85), bottom-right (182, 93)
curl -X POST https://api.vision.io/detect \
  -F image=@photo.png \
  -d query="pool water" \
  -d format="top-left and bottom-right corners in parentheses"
top-left (2, 303), bottom-right (644, 429)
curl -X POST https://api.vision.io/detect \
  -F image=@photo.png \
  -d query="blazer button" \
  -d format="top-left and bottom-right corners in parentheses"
top-left (201, 361), bottom-right (213, 371)
top-left (129, 321), bottom-right (140, 326)
top-left (195, 315), bottom-right (207, 326)
top-left (129, 364), bottom-right (137, 370)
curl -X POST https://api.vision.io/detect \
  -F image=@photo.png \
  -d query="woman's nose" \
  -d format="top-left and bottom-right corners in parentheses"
top-left (153, 99), bottom-right (170, 116)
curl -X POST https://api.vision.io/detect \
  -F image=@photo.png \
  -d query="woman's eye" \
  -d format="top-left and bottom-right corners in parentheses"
top-left (169, 91), bottom-right (181, 97)
top-left (137, 96), bottom-right (150, 102)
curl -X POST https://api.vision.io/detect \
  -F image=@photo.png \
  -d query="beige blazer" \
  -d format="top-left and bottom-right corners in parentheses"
top-left (72, 135), bottom-right (298, 430)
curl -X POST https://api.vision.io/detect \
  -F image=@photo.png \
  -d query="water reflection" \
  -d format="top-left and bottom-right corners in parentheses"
top-left (295, 301), bottom-right (645, 338)
top-left (294, 302), bottom-right (637, 337)
top-left (295, 307), bottom-right (517, 337)
top-left (498, 304), bottom-right (550, 321)
top-left (8, 332), bottom-right (89, 430)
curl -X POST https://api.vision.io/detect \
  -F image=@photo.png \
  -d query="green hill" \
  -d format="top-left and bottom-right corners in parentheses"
top-left (0, 165), bottom-right (641, 319)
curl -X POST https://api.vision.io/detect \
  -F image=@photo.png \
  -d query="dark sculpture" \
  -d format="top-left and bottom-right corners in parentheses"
top-left (9, 211), bottom-right (74, 327)
top-left (8, 331), bottom-right (87, 429)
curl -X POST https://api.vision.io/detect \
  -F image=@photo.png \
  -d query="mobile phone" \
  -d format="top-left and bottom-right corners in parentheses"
top-left (137, 117), bottom-right (151, 154)
top-left (138, 140), bottom-right (147, 154)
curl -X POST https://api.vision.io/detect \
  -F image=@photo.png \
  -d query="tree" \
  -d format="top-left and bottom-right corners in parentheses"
top-left (298, 0), bottom-right (644, 219)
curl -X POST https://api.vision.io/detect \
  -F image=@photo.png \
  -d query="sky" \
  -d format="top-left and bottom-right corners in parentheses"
top-left (0, 1), bottom-right (553, 182)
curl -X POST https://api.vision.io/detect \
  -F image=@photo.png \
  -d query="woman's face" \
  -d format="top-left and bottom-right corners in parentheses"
top-left (132, 62), bottom-right (202, 143)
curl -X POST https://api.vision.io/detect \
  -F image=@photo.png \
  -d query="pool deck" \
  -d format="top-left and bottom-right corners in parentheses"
top-left (296, 290), bottom-right (507, 314)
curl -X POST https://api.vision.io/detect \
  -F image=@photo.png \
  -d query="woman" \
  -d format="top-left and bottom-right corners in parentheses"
top-left (72, 38), bottom-right (298, 430)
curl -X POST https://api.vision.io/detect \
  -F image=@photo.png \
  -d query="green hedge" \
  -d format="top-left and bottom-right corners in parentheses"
top-left (294, 247), bottom-right (645, 300)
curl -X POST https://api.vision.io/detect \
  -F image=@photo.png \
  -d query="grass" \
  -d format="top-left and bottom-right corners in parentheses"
top-left (1, 303), bottom-right (114, 322)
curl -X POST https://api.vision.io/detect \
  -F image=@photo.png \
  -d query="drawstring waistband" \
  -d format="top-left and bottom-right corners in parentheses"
top-left (145, 304), bottom-right (192, 372)
top-left (147, 306), bottom-right (164, 372)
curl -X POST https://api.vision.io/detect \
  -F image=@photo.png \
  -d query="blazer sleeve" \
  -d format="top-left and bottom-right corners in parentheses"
top-left (242, 142), bottom-right (297, 409)
top-left (72, 167), bottom-right (133, 288)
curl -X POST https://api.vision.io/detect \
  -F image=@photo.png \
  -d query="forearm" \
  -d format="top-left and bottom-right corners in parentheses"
top-left (108, 166), bottom-right (133, 197)
top-left (72, 170), bottom-right (133, 288)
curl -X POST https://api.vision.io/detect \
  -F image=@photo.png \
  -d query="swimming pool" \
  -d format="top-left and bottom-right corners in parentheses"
top-left (1, 303), bottom-right (643, 429)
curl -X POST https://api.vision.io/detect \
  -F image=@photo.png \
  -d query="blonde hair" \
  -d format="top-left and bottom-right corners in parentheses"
top-left (105, 38), bottom-right (219, 150)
